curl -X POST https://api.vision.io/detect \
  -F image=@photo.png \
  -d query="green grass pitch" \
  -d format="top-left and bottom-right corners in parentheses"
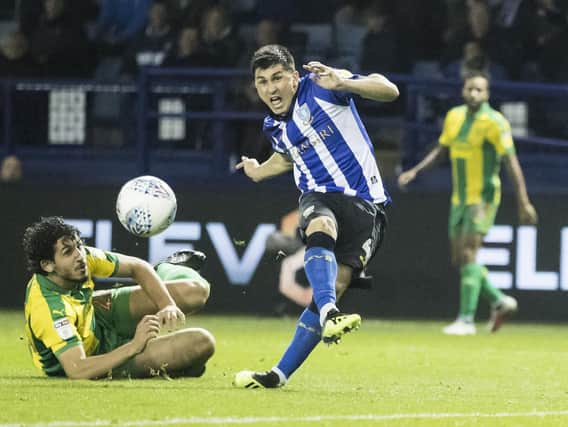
top-left (1, 310), bottom-right (567, 427)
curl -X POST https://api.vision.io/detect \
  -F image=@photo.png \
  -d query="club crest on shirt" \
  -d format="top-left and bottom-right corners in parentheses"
top-left (297, 104), bottom-right (313, 125)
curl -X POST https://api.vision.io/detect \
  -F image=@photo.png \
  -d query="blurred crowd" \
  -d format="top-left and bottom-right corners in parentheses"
top-left (0, 0), bottom-right (567, 82)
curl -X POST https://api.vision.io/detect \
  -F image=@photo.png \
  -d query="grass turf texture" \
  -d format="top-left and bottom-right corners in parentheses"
top-left (1, 310), bottom-right (567, 427)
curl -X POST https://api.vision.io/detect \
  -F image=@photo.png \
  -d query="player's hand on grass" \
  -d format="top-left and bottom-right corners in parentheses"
top-left (397, 169), bottom-right (417, 188)
top-left (157, 304), bottom-right (186, 332)
top-left (235, 156), bottom-right (261, 181)
top-left (132, 315), bottom-right (161, 355)
top-left (518, 201), bottom-right (538, 225)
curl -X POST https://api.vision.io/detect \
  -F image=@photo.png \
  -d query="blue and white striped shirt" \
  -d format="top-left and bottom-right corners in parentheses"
top-left (263, 74), bottom-right (388, 204)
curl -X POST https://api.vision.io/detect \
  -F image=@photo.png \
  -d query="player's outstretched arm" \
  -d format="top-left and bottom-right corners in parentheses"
top-left (302, 61), bottom-right (399, 102)
top-left (398, 145), bottom-right (448, 188)
top-left (235, 152), bottom-right (293, 182)
top-left (57, 315), bottom-right (160, 379)
top-left (503, 153), bottom-right (538, 225)
top-left (115, 254), bottom-right (185, 331)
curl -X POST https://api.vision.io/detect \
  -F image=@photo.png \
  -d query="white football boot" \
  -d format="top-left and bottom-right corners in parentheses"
top-left (488, 295), bottom-right (518, 333)
top-left (442, 319), bottom-right (476, 336)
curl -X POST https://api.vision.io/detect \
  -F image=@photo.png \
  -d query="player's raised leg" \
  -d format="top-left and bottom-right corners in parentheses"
top-left (130, 263), bottom-right (211, 321)
top-left (233, 265), bottom-right (353, 388)
top-left (481, 266), bottom-right (518, 332)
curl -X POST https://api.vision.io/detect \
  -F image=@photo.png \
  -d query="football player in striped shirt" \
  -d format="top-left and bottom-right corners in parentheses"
top-left (234, 44), bottom-right (399, 388)
top-left (23, 216), bottom-right (215, 379)
top-left (398, 71), bottom-right (538, 336)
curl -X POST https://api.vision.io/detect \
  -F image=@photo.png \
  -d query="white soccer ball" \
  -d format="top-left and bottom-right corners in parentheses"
top-left (116, 175), bottom-right (177, 237)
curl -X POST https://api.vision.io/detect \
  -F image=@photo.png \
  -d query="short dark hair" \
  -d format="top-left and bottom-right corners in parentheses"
top-left (22, 216), bottom-right (80, 275)
top-left (250, 44), bottom-right (295, 76)
top-left (463, 70), bottom-right (491, 85)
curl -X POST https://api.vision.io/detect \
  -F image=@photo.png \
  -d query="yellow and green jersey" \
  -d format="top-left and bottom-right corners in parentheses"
top-left (24, 247), bottom-right (119, 376)
top-left (439, 102), bottom-right (515, 206)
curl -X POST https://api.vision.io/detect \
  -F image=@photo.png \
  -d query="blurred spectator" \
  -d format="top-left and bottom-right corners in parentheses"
top-left (255, 0), bottom-right (298, 25)
top-left (122, 1), bottom-right (175, 77)
top-left (29, 0), bottom-right (92, 77)
top-left (443, 41), bottom-right (508, 81)
top-left (0, 31), bottom-right (44, 146)
top-left (18, 0), bottom-right (97, 37)
top-left (0, 155), bottom-right (23, 183)
top-left (0, 31), bottom-right (35, 77)
top-left (442, 0), bottom-right (490, 66)
top-left (240, 19), bottom-right (307, 67)
top-left (161, 25), bottom-right (217, 150)
top-left (486, 0), bottom-right (537, 80)
top-left (255, 18), bottom-right (283, 46)
top-left (200, 4), bottom-right (243, 67)
top-left (334, 0), bottom-right (373, 25)
top-left (92, 0), bottom-right (153, 45)
top-left (360, 1), bottom-right (399, 73)
top-left (395, 0), bottom-right (446, 69)
top-left (162, 25), bottom-right (215, 67)
top-left (166, 0), bottom-right (216, 27)
top-left (533, 0), bottom-right (568, 82)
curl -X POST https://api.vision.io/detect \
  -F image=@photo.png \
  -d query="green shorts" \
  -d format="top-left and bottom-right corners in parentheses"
top-left (93, 286), bottom-right (138, 377)
top-left (91, 265), bottom-right (207, 378)
top-left (448, 203), bottom-right (499, 238)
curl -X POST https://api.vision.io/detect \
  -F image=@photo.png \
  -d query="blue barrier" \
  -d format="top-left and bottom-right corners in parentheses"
top-left (0, 68), bottom-right (567, 186)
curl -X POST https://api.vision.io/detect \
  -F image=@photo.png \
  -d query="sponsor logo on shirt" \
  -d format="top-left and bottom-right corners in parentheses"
top-left (53, 317), bottom-right (74, 340)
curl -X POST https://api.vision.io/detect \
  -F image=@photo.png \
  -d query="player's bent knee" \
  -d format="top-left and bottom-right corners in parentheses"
top-left (306, 216), bottom-right (337, 238)
top-left (174, 279), bottom-right (211, 312)
top-left (461, 247), bottom-right (477, 264)
top-left (193, 328), bottom-right (216, 359)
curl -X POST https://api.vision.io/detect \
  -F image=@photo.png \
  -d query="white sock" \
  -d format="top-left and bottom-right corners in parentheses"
top-left (458, 315), bottom-right (474, 323)
top-left (319, 303), bottom-right (338, 326)
top-left (271, 367), bottom-right (287, 385)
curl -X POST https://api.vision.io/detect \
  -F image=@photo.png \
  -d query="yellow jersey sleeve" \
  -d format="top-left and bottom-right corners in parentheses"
top-left (29, 298), bottom-right (81, 356)
top-left (438, 110), bottom-right (454, 147)
top-left (85, 246), bottom-right (120, 278)
top-left (488, 113), bottom-right (515, 155)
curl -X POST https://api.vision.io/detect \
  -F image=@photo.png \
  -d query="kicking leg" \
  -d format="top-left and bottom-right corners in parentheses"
top-left (234, 265), bottom-right (353, 389)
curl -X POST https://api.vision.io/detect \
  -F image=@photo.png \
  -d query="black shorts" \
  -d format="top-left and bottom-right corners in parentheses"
top-left (298, 192), bottom-right (387, 270)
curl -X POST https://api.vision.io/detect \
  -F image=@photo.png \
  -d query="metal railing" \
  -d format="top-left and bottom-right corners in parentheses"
top-left (1, 68), bottom-right (567, 183)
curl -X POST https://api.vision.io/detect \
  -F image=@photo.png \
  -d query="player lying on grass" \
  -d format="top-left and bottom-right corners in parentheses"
top-left (23, 216), bottom-right (214, 379)
top-left (234, 44), bottom-right (398, 388)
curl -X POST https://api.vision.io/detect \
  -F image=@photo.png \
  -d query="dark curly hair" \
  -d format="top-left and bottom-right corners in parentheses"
top-left (250, 44), bottom-right (295, 76)
top-left (22, 216), bottom-right (80, 275)
top-left (463, 70), bottom-right (491, 85)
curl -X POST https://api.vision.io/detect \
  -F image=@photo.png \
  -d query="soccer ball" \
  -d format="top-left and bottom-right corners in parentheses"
top-left (116, 175), bottom-right (177, 237)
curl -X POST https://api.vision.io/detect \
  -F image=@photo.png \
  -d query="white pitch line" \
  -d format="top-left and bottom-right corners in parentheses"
top-left (3, 411), bottom-right (568, 427)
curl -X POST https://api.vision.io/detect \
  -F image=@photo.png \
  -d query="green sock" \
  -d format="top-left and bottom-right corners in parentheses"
top-left (479, 266), bottom-right (504, 305)
top-left (459, 263), bottom-right (483, 321)
top-left (155, 262), bottom-right (195, 281)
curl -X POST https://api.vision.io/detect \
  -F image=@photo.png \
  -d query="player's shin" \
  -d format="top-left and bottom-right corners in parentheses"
top-left (479, 266), bottom-right (504, 304)
top-left (304, 232), bottom-right (338, 324)
top-left (276, 308), bottom-right (322, 379)
top-left (458, 263), bottom-right (483, 322)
